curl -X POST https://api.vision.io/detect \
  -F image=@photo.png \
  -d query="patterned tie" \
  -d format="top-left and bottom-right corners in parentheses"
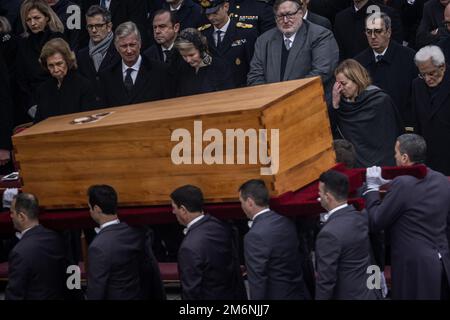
top-left (284, 38), bottom-right (292, 50)
top-left (216, 30), bottom-right (223, 47)
top-left (376, 54), bottom-right (383, 62)
top-left (124, 68), bottom-right (134, 93)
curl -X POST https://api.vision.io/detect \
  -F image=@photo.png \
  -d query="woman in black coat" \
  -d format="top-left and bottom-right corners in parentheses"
top-left (16, 0), bottom-right (65, 119)
top-left (173, 28), bottom-right (235, 97)
top-left (34, 37), bottom-right (96, 123)
top-left (331, 59), bottom-right (404, 167)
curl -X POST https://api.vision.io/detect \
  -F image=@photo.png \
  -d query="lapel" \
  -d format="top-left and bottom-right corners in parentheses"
top-left (113, 61), bottom-right (129, 102)
top-left (99, 42), bottom-right (118, 73)
top-left (268, 32), bottom-right (283, 82)
top-left (128, 57), bottom-right (149, 101)
top-left (204, 28), bottom-right (217, 55)
top-left (220, 22), bottom-right (237, 55)
top-left (284, 22), bottom-right (307, 80)
top-left (429, 69), bottom-right (450, 118)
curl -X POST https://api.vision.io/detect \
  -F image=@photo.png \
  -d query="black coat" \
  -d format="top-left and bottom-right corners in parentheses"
top-left (416, 0), bottom-right (447, 48)
top-left (178, 215), bottom-right (246, 300)
top-left (202, 21), bottom-right (257, 87)
top-left (437, 31), bottom-right (450, 64)
top-left (309, 0), bottom-right (351, 25)
top-left (364, 168), bottom-right (450, 299)
top-left (334, 0), bottom-right (403, 60)
top-left (0, 53), bottom-right (13, 150)
top-left (354, 41), bottom-right (417, 128)
top-left (244, 210), bottom-right (309, 300)
top-left (315, 205), bottom-right (379, 300)
top-left (16, 29), bottom-right (65, 111)
top-left (175, 56), bottom-right (236, 97)
top-left (77, 41), bottom-right (120, 103)
top-left (34, 70), bottom-right (97, 123)
top-left (228, 0), bottom-right (276, 35)
top-left (5, 225), bottom-right (67, 300)
top-left (99, 55), bottom-right (172, 107)
top-left (162, 0), bottom-right (204, 31)
top-left (412, 68), bottom-right (450, 176)
top-left (305, 11), bottom-right (332, 31)
top-left (87, 222), bottom-right (165, 300)
top-left (333, 86), bottom-right (403, 167)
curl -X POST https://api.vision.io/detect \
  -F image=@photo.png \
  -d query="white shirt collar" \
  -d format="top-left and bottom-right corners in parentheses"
top-left (248, 208), bottom-right (270, 228)
top-left (170, 1), bottom-right (183, 11)
top-left (373, 46), bottom-right (388, 59)
top-left (322, 203), bottom-right (348, 223)
top-left (95, 219), bottom-right (120, 234)
top-left (15, 225), bottom-right (37, 240)
top-left (214, 17), bottom-right (231, 34)
top-left (283, 32), bottom-right (297, 44)
top-left (303, 10), bottom-right (308, 20)
top-left (122, 54), bottom-right (142, 74)
top-left (184, 214), bottom-right (205, 234)
top-left (102, 0), bottom-right (111, 9)
top-left (161, 42), bottom-right (174, 51)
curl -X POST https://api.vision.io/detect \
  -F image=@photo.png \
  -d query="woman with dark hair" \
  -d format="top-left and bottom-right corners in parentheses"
top-left (34, 38), bottom-right (96, 123)
top-left (332, 59), bottom-right (403, 167)
top-left (173, 28), bottom-right (235, 96)
top-left (16, 0), bottom-right (65, 120)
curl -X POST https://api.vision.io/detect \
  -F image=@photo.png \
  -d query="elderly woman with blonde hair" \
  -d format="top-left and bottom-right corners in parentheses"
top-left (331, 59), bottom-right (403, 167)
top-left (173, 28), bottom-right (235, 96)
top-left (34, 38), bottom-right (96, 123)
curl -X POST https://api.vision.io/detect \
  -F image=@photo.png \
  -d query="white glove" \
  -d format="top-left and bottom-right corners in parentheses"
top-left (366, 166), bottom-right (391, 191)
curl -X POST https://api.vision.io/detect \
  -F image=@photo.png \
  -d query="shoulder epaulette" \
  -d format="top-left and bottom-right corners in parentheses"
top-left (198, 24), bottom-right (212, 31)
top-left (236, 22), bottom-right (254, 29)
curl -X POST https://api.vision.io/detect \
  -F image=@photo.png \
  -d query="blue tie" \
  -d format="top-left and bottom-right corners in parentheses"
top-left (100, 0), bottom-right (107, 8)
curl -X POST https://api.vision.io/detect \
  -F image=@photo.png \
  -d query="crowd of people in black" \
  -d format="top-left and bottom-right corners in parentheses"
top-left (0, 0), bottom-right (450, 300)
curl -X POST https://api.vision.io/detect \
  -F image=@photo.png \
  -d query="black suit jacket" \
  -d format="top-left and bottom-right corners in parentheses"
top-left (315, 205), bottom-right (379, 300)
top-left (99, 55), bottom-right (172, 107)
top-left (354, 41), bottom-right (417, 128)
top-left (364, 168), bottom-right (450, 299)
top-left (6, 225), bottom-right (67, 300)
top-left (87, 222), bottom-right (164, 300)
top-left (162, 0), bottom-right (204, 31)
top-left (178, 215), bottom-right (246, 300)
top-left (77, 41), bottom-right (120, 103)
top-left (202, 22), bottom-right (257, 87)
top-left (244, 210), bottom-right (309, 300)
top-left (305, 11), bottom-right (332, 30)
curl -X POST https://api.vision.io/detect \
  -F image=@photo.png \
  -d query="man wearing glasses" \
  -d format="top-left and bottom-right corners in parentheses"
top-left (355, 12), bottom-right (417, 130)
top-left (412, 45), bottom-right (450, 176)
top-left (77, 5), bottom-right (120, 103)
top-left (247, 0), bottom-right (338, 102)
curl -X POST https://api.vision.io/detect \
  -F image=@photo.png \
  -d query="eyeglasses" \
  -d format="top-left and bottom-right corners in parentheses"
top-left (365, 28), bottom-right (386, 36)
top-left (86, 23), bottom-right (107, 30)
top-left (418, 65), bottom-right (444, 79)
top-left (275, 8), bottom-right (302, 21)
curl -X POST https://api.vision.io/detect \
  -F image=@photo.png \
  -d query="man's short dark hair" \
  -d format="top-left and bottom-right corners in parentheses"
top-left (86, 5), bottom-right (112, 23)
top-left (170, 185), bottom-right (204, 212)
top-left (13, 193), bottom-right (39, 220)
top-left (238, 179), bottom-right (270, 207)
top-left (87, 185), bottom-right (118, 215)
top-left (397, 134), bottom-right (427, 164)
top-left (273, 0), bottom-right (303, 13)
top-left (333, 139), bottom-right (356, 169)
top-left (319, 171), bottom-right (349, 201)
top-left (153, 9), bottom-right (179, 26)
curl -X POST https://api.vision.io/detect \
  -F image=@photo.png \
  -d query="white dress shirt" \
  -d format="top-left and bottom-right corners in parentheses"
top-left (122, 55), bottom-right (142, 84)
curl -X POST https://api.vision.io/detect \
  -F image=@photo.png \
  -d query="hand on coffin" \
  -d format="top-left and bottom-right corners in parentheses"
top-left (366, 166), bottom-right (391, 191)
top-left (0, 149), bottom-right (11, 166)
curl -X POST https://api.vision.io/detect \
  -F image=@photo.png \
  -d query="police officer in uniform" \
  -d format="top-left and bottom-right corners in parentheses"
top-left (200, 0), bottom-right (258, 86)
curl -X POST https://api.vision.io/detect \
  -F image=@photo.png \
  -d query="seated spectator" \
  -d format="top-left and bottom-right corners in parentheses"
top-left (16, 0), bottom-right (65, 120)
top-left (99, 21), bottom-right (172, 108)
top-left (77, 5), bottom-right (120, 103)
top-left (6, 193), bottom-right (67, 300)
top-left (331, 59), bottom-right (403, 167)
top-left (34, 37), bottom-right (97, 123)
top-left (174, 28), bottom-right (235, 96)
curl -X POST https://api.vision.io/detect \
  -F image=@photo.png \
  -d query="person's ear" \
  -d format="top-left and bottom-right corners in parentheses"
top-left (174, 23), bottom-right (180, 34)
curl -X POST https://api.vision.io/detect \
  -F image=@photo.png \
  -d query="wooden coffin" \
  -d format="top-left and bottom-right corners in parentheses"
top-left (12, 77), bottom-right (335, 208)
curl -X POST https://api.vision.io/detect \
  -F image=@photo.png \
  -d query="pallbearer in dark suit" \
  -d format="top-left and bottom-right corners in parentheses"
top-left (77, 5), bottom-right (120, 103)
top-left (6, 193), bottom-right (67, 300)
top-left (363, 134), bottom-right (450, 300)
top-left (200, 0), bottom-right (257, 87)
top-left (239, 179), bottom-right (309, 300)
top-left (99, 21), bottom-right (172, 107)
top-left (86, 185), bottom-right (165, 300)
top-left (316, 171), bottom-right (379, 300)
top-left (170, 185), bottom-right (247, 300)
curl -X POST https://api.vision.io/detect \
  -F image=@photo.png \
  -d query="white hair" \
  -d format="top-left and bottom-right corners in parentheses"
top-left (414, 45), bottom-right (445, 67)
top-left (114, 21), bottom-right (141, 43)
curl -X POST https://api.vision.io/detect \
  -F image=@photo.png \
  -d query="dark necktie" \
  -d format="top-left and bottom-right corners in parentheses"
top-left (124, 68), bottom-right (134, 93)
top-left (163, 49), bottom-right (171, 63)
top-left (216, 30), bottom-right (223, 47)
top-left (376, 54), bottom-right (383, 62)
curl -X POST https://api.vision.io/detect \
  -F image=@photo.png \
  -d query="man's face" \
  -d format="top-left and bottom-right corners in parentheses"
top-left (9, 199), bottom-right (22, 231)
top-left (87, 15), bottom-right (112, 45)
top-left (206, 3), bottom-right (229, 28)
top-left (365, 17), bottom-right (391, 53)
top-left (394, 141), bottom-right (406, 167)
top-left (46, 53), bottom-right (68, 82)
top-left (318, 182), bottom-right (329, 211)
top-left (417, 59), bottom-right (446, 87)
top-left (171, 201), bottom-right (187, 226)
top-left (116, 34), bottom-right (141, 66)
top-left (26, 8), bottom-right (49, 34)
top-left (153, 12), bottom-right (179, 47)
top-left (239, 192), bottom-right (253, 219)
top-left (275, 1), bottom-right (303, 37)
